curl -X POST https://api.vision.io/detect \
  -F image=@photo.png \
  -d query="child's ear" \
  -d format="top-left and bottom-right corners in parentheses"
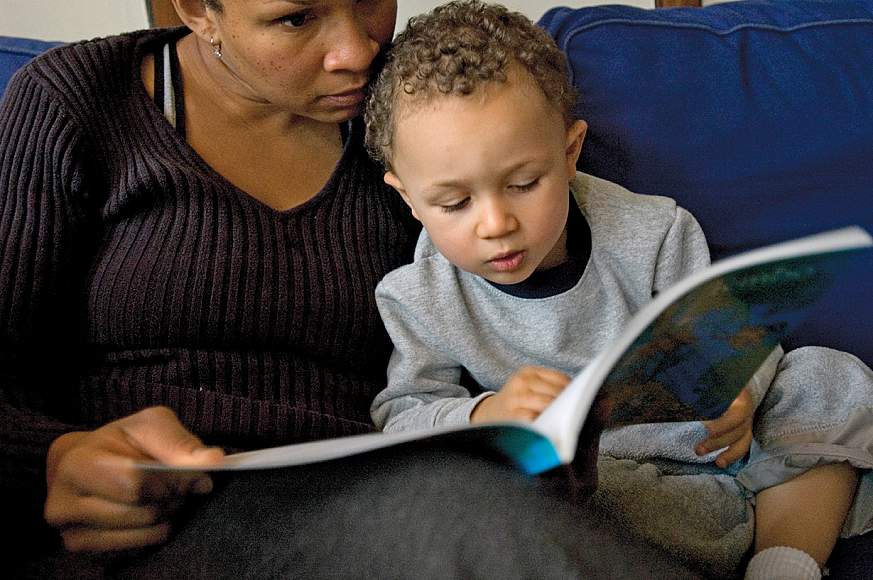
top-left (384, 171), bottom-right (420, 221)
top-left (564, 120), bottom-right (588, 178)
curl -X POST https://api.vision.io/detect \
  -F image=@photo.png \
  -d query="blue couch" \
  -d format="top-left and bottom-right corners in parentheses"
top-left (539, 0), bottom-right (873, 577)
top-left (540, 0), bottom-right (873, 369)
top-left (0, 35), bottom-right (63, 96)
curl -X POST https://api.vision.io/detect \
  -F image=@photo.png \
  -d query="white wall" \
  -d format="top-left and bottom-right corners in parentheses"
top-left (0, 1), bottom-right (662, 43)
top-left (397, 0), bottom-right (654, 30)
top-left (0, 0), bottom-right (150, 42)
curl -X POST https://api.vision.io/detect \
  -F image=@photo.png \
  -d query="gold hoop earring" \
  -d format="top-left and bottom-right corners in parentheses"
top-left (210, 36), bottom-right (222, 59)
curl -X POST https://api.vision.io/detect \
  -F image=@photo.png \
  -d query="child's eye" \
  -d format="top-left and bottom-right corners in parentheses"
top-left (280, 11), bottom-right (313, 28)
top-left (440, 198), bottom-right (470, 213)
top-left (510, 178), bottom-right (540, 192)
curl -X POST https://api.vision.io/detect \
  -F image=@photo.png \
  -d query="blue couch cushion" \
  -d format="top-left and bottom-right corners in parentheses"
top-left (0, 35), bottom-right (63, 97)
top-left (540, 0), bottom-right (873, 365)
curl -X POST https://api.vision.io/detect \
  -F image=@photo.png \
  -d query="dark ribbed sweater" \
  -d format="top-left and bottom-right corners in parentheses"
top-left (0, 27), bottom-right (418, 541)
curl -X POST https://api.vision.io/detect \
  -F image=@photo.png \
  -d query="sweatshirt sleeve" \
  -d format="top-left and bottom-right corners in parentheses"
top-left (371, 276), bottom-right (491, 433)
top-left (652, 205), bottom-right (711, 294)
top-left (0, 66), bottom-right (96, 524)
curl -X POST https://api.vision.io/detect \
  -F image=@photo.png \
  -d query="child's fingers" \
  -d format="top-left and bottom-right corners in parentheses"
top-left (531, 366), bottom-right (571, 384)
top-left (495, 367), bottom-right (572, 421)
top-left (696, 419), bottom-right (753, 458)
top-left (511, 409), bottom-right (540, 422)
top-left (521, 367), bottom-right (571, 395)
top-left (702, 388), bottom-right (753, 436)
top-left (698, 418), bottom-right (751, 452)
top-left (713, 429), bottom-right (753, 468)
top-left (516, 389), bottom-right (562, 414)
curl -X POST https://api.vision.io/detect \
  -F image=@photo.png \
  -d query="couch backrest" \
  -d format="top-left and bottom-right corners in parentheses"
top-left (0, 35), bottom-right (64, 98)
top-left (540, 0), bottom-right (873, 364)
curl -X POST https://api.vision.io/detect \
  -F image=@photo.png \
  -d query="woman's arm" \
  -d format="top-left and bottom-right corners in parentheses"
top-left (0, 63), bottom-right (97, 524)
top-left (1, 64), bottom-right (223, 556)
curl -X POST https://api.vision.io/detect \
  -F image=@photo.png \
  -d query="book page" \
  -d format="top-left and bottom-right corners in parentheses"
top-left (138, 421), bottom-right (564, 475)
top-left (565, 226), bottom-right (872, 439)
top-left (524, 227), bottom-right (872, 462)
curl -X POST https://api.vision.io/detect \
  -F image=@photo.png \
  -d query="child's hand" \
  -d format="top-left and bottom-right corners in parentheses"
top-left (697, 387), bottom-right (754, 468)
top-left (471, 366), bottom-right (570, 423)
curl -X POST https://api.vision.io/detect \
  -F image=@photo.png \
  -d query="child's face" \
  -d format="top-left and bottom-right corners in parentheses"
top-left (384, 69), bottom-right (586, 284)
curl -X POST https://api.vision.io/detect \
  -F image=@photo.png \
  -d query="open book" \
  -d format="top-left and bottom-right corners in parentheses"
top-left (142, 226), bottom-right (872, 476)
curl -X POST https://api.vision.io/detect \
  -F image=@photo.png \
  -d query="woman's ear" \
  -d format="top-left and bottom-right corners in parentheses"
top-left (384, 171), bottom-right (420, 221)
top-left (171, 0), bottom-right (219, 42)
top-left (565, 120), bottom-right (588, 177)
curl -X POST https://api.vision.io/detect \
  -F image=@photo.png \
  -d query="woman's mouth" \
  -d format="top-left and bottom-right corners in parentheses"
top-left (321, 87), bottom-right (366, 108)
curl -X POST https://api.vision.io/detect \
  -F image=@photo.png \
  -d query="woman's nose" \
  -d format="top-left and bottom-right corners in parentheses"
top-left (323, 15), bottom-right (382, 73)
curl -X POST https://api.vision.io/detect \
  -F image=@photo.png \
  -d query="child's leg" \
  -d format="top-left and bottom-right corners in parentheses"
top-left (741, 346), bottom-right (873, 577)
top-left (754, 462), bottom-right (859, 565)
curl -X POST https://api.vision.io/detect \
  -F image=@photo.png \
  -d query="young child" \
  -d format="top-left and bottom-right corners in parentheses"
top-left (364, 1), bottom-right (873, 578)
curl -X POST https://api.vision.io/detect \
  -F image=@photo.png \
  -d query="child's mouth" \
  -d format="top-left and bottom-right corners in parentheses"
top-left (488, 250), bottom-right (525, 272)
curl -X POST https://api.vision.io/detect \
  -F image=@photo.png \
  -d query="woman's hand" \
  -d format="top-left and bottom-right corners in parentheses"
top-left (44, 406), bottom-right (224, 552)
top-left (471, 366), bottom-right (570, 423)
top-left (697, 388), bottom-right (754, 468)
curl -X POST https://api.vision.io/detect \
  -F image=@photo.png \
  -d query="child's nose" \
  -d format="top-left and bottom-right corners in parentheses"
top-left (475, 199), bottom-right (518, 239)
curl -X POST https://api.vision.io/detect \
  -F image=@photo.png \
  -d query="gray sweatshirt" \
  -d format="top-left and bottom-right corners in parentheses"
top-left (372, 172), bottom-right (710, 431)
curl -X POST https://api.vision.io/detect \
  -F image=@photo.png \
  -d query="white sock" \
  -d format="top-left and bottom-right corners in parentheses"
top-left (745, 546), bottom-right (821, 580)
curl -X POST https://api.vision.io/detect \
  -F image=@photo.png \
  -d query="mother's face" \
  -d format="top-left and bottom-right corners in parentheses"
top-left (208, 0), bottom-right (397, 122)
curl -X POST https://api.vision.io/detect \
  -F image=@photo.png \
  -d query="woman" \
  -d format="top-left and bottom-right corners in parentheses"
top-left (1, 1), bottom-right (700, 577)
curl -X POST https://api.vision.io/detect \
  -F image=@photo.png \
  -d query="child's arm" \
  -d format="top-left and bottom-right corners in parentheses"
top-left (371, 336), bottom-right (484, 433)
top-left (372, 280), bottom-right (492, 433)
top-left (651, 206), bottom-right (711, 294)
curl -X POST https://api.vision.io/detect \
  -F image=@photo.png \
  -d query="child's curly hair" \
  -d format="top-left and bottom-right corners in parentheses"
top-left (364, 0), bottom-right (577, 169)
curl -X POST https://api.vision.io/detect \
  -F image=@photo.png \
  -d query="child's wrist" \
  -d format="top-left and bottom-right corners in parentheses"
top-left (470, 392), bottom-right (497, 423)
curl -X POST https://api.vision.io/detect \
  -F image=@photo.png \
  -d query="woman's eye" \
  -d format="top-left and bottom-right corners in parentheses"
top-left (281, 11), bottom-right (312, 28)
top-left (511, 178), bottom-right (540, 192)
top-left (440, 198), bottom-right (470, 213)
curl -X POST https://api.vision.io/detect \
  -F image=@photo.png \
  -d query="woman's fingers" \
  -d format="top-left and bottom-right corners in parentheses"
top-left (46, 494), bottom-right (164, 530)
top-left (44, 407), bottom-right (225, 552)
top-left (118, 407), bottom-right (225, 467)
top-left (60, 522), bottom-right (174, 553)
top-left (50, 434), bottom-right (211, 506)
